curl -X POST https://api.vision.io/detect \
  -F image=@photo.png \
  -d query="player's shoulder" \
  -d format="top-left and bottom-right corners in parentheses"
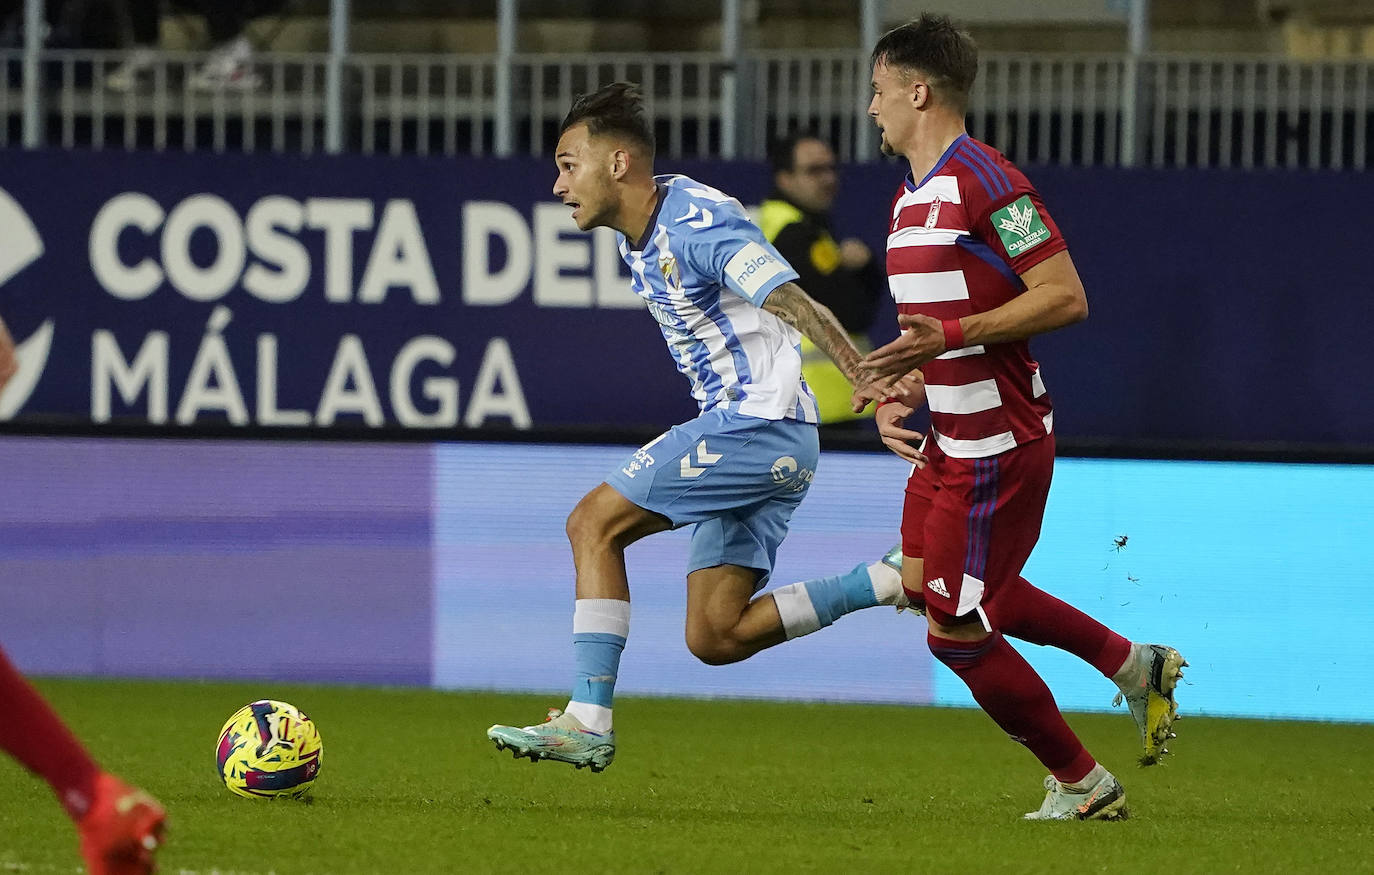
top-left (947, 136), bottom-right (1035, 201)
top-left (659, 174), bottom-right (746, 213)
top-left (657, 174), bottom-right (751, 238)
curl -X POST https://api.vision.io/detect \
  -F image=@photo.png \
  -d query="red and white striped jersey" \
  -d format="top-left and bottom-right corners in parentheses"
top-left (886, 134), bottom-right (1067, 459)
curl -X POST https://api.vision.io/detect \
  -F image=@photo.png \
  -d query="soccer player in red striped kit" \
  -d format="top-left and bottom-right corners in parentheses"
top-left (858, 15), bottom-right (1187, 820)
top-left (0, 314), bottom-right (165, 872)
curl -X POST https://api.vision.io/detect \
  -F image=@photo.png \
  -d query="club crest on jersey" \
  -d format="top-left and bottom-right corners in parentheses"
top-left (991, 195), bottom-right (1051, 256)
top-left (924, 196), bottom-right (943, 229)
top-left (658, 254), bottom-right (683, 290)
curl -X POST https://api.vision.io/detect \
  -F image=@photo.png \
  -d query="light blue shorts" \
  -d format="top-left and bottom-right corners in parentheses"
top-left (605, 408), bottom-right (819, 588)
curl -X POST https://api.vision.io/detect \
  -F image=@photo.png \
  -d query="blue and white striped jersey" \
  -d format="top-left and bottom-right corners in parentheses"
top-left (618, 174), bottom-right (820, 423)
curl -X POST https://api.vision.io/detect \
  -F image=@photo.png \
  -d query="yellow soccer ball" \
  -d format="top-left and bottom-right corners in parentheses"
top-left (215, 700), bottom-right (323, 798)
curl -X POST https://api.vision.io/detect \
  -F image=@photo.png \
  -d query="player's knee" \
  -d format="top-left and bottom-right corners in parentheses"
top-left (684, 624), bottom-right (743, 666)
top-left (565, 494), bottom-right (611, 549)
top-left (924, 605), bottom-right (992, 641)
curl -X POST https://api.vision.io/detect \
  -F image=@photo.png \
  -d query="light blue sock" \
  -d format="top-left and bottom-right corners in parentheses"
top-left (565, 599), bottom-right (630, 733)
top-left (803, 563), bottom-right (880, 625)
top-left (772, 563), bottom-right (884, 638)
top-left (570, 632), bottom-right (625, 708)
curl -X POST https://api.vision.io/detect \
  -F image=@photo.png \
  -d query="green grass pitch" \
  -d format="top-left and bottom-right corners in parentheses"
top-left (0, 678), bottom-right (1371, 873)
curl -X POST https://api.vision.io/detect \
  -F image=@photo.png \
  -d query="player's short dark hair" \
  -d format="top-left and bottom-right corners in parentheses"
top-left (767, 129), bottom-right (828, 174)
top-left (560, 82), bottom-right (655, 159)
top-left (870, 13), bottom-right (978, 109)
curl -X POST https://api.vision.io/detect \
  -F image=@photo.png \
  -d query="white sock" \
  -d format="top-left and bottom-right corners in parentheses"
top-left (1063, 762), bottom-right (1108, 792)
top-left (563, 701), bottom-right (613, 734)
top-left (1111, 642), bottom-right (1144, 689)
top-left (772, 582), bottom-right (822, 639)
top-left (866, 561), bottom-right (904, 606)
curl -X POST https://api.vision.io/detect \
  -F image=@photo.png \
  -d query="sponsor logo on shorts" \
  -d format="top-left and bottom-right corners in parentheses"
top-left (621, 433), bottom-right (667, 478)
top-left (770, 455), bottom-right (814, 494)
top-left (926, 577), bottom-right (950, 598)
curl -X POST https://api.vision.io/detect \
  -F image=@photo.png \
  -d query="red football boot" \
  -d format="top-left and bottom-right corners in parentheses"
top-left (77, 773), bottom-right (166, 874)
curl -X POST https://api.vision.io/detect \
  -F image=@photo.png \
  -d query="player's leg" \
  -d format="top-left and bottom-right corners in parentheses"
top-left (924, 613), bottom-right (1126, 821)
top-left (894, 453), bottom-right (938, 615)
top-left (0, 646), bottom-right (165, 871)
top-left (563, 481), bottom-right (671, 725)
top-left (765, 551), bottom-right (911, 647)
top-left (992, 576), bottom-right (1130, 676)
top-left (668, 411), bottom-right (902, 661)
top-left (684, 561), bottom-right (779, 664)
top-left (488, 416), bottom-right (754, 770)
top-left (918, 440), bottom-right (1126, 821)
top-left (683, 541), bottom-right (908, 664)
top-left (486, 482), bottom-right (670, 771)
top-left (992, 576), bottom-right (1186, 762)
top-left (673, 416), bottom-right (816, 663)
top-left (716, 428), bottom-right (924, 651)
top-left (982, 437), bottom-right (1186, 764)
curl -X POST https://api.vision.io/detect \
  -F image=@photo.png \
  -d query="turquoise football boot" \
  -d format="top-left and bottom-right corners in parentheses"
top-left (487, 709), bottom-right (616, 772)
top-left (880, 544), bottom-right (924, 616)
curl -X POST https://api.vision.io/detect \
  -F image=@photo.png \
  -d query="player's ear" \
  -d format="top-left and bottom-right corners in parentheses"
top-left (610, 148), bottom-right (631, 181)
top-left (910, 80), bottom-right (929, 111)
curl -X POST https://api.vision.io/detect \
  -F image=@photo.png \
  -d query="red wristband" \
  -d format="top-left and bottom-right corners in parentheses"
top-left (940, 318), bottom-right (965, 351)
top-left (876, 396), bottom-right (901, 409)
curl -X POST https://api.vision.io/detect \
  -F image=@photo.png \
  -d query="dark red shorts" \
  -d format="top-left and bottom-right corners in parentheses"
top-left (901, 434), bottom-right (1055, 623)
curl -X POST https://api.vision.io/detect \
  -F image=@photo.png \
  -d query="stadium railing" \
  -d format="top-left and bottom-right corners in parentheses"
top-left (1, 48), bottom-right (1371, 170)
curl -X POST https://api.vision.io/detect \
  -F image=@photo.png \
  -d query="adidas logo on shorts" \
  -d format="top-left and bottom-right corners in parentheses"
top-left (926, 577), bottom-right (950, 598)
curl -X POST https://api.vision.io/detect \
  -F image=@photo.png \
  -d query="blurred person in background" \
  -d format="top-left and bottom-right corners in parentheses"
top-left (0, 314), bottom-right (165, 873)
top-left (760, 131), bottom-right (885, 428)
top-left (106, 0), bottom-right (286, 91)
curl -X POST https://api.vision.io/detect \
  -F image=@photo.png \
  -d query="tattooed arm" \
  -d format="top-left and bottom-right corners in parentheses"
top-left (762, 282), bottom-right (862, 380)
top-left (762, 281), bottom-right (888, 398)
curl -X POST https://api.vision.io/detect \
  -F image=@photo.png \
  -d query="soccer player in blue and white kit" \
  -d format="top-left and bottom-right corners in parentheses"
top-left (487, 83), bottom-right (922, 771)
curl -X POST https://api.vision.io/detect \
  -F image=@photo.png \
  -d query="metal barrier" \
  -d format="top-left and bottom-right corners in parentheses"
top-left (2, 48), bottom-right (1372, 169)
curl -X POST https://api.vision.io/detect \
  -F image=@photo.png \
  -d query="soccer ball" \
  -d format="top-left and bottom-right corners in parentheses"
top-left (215, 700), bottom-right (323, 799)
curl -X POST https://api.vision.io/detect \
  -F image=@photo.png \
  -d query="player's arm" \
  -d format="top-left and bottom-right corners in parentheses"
top-left (0, 314), bottom-right (17, 395)
top-left (761, 281), bottom-right (887, 400)
top-left (955, 250), bottom-right (1087, 344)
top-left (865, 250), bottom-right (1087, 371)
top-left (864, 173), bottom-right (1084, 375)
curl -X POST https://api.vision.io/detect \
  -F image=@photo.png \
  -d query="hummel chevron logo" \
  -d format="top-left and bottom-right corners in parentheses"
top-left (926, 577), bottom-right (950, 598)
top-left (680, 440), bottom-right (723, 478)
top-left (676, 204), bottom-right (714, 229)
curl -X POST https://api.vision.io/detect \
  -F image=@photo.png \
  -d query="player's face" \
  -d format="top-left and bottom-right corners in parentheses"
top-left (868, 60), bottom-right (917, 156)
top-left (777, 139), bottom-right (839, 213)
top-left (552, 124), bottom-right (618, 231)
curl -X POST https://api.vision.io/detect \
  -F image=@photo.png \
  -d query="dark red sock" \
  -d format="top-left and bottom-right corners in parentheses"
top-left (929, 630), bottom-right (1096, 784)
top-left (993, 577), bottom-right (1131, 677)
top-left (0, 647), bottom-right (100, 821)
